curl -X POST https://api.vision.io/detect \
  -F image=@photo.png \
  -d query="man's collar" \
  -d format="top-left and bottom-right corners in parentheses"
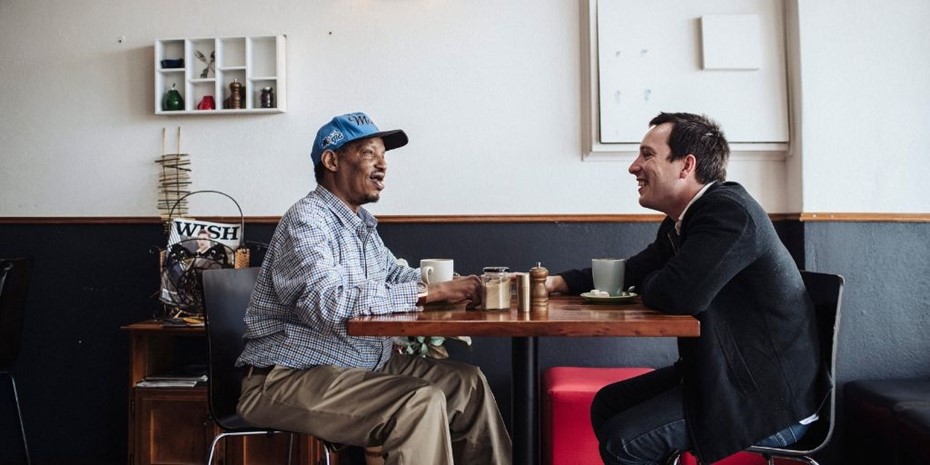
top-left (314, 185), bottom-right (378, 229)
top-left (675, 181), bottom-right (716, 234)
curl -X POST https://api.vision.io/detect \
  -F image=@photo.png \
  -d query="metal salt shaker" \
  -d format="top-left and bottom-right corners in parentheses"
top-left (516, 272), bottom-right (530, 313)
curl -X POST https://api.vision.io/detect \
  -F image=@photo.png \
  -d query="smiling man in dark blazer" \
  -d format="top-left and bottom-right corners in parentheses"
top-left (547, 112), bottom-right (823, 465)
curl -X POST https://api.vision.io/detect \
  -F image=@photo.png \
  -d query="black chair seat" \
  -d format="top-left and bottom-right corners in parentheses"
top-left (896, 403), bottom-right (930, 434)
top-left (843, 379), bottom-right (930, 411)
top-left (845, 378), bottom-right (930, 409)
top-left (895, 403), bottom-right (930, 465)
top-left (844, 378), bottom-right (930, 465)
top-left (215, 413), bottom-right (270, 431)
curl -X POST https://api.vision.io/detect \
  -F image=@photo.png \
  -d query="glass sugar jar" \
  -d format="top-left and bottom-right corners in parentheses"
top-left (481, 266), bottom-right (511, 311)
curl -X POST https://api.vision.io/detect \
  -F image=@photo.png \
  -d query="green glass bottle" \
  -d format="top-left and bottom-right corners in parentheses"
top-left (163, 83), bottom-right (184, 111)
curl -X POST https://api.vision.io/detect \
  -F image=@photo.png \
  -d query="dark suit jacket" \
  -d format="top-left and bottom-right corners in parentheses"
top-left (562, 182), bottom-right (822, 462)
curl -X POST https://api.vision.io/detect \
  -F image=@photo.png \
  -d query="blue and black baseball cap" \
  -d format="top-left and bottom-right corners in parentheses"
top-left (310, 112), bottom-right (408, 166)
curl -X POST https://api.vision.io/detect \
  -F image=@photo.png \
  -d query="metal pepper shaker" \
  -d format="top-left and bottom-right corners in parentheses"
top-left (229, 79), bottom-right (242, 109)
top-left (516, 272), bottom-right (531, 313)
top-left (260, 87), bottom-right (275, 108)
top-left (529, 262), bottom-right (549, 311)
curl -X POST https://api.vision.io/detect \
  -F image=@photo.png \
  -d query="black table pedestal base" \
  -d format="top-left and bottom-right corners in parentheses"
top-left (512, 336), bottom-right (538, 465)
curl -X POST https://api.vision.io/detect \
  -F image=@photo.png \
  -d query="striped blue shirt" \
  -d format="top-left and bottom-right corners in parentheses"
top-left (236, 185), bottom-right (421, 371)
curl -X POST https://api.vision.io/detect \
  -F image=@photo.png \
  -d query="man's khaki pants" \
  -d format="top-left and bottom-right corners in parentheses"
top-left (237, 354), bottom-right (512, 465)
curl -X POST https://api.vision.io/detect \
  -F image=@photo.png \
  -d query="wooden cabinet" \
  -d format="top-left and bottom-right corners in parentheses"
top-left (154, 35), bottom-right (286, 115)
top-left (123, 321), bottom-right (333, 465)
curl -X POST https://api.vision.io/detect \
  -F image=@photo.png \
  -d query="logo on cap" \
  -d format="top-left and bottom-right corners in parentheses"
top-left (347, 113), bottom-right (374, 126)
top-left (320, 129), bottom-right (344, 150)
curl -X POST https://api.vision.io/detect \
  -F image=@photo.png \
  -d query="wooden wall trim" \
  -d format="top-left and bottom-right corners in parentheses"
top-left (799, 213), bottom-right (930, 223)
top-left (0, 217), bottom-right (160, 225)
top-left (1, 213), bottom-right (928, 225)
top-left (374, 214), bottom-right (667, 223)
top-left (0, 214), bottom-right (665, 224)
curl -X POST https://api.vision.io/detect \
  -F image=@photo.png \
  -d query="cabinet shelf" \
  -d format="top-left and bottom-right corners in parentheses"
top-left (154, 35), bottom-right (286, 115)
top-left (158, 108), bottom-right (283, 116)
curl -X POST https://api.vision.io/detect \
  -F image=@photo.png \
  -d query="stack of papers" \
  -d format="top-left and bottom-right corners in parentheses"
top-left (136, 374), bottom-right (207, 388)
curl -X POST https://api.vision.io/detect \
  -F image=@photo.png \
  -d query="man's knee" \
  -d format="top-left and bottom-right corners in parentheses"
top-left (600, 437), bottom-right (655, 465)
top-left (591, 388), bottom-right (614, 432)
top-left (451, 361), bottom-right (486, 383)
top-left (410, 383), bottom-right (448, 414)
top-left (591, 388), bottom-right (610, 412)
top-left (599, 417), bottom-right (686, 465)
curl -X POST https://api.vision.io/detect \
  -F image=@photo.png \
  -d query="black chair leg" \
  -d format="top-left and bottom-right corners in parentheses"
top-left (3, 372), bottom-right (31, 465)
top-left (667, 451), bottom-right (709, 465)
top-left (322, 442), bottom-right (334, 465)
top-left (666, 451), bottom-right (686, 465)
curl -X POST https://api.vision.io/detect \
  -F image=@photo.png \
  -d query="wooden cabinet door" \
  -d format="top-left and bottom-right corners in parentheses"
top-left (133, 388), bottom-right (211, 465)
top-left (219, 433), bottom-right (296, 465)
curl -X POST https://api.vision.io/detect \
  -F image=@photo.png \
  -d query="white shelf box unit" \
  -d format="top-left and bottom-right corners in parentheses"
top-left (155, 35), bottom-right (286, 115)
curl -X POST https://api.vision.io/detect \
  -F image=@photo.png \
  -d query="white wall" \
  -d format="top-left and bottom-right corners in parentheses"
top-left (796, 0), bottom-right (930, 213)
top-left (0, 0), bottom-right (927, 217)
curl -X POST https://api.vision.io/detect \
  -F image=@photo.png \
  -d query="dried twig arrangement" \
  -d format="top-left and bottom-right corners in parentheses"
top-left (155, 127), bottom-right (191, 232)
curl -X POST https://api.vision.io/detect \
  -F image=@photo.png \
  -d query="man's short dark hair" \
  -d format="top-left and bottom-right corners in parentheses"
top-left (649, 112), bottom-right (729, 184)
top-left (313, 160), bottom-right (325, 183)
top-left (313, 141), bottom-right (358, 183)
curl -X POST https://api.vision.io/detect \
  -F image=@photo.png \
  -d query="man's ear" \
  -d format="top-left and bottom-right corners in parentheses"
top-left (321, 150), bottom-right (338, 173)
top-left (680, 154), bottom-right (697, 179)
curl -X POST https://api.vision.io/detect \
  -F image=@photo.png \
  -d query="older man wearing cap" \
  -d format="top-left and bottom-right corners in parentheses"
top-left (236, 112), bottom-right (512, 465)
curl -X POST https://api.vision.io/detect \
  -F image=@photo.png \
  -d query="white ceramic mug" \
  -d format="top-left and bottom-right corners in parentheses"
top-left (420, 258), bottom-right (454, 284)
top-left (592, 258), bottom-right (625, 296)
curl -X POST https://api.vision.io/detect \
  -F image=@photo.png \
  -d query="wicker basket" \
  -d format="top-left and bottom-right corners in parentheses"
top-left (158, 190), bottom-right (249, 319)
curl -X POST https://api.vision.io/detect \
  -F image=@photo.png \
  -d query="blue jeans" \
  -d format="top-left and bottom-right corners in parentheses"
top-left (756, 422), bottom-right (810, 448)
top-left (590, 366), bottom-right (809, 465)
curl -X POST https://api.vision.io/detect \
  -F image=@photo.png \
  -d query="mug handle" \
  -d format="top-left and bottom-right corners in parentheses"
top-left (422, 266), bottom-right (434, 284)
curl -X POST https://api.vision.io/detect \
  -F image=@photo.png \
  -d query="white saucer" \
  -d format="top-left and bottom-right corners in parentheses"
top-left (580, 292), bottom-right (639, 304)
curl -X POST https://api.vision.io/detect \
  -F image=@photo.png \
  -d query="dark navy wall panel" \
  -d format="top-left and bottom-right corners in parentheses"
top-left (803, 221), bottom-right (930, 465)
top-left (8, 219), bottom-right (905, 465)
top-left (0, 224), bottom-right (164, 465)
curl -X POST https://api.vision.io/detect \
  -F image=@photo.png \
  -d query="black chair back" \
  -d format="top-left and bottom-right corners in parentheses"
top-left (202, 267), bottom-right (260, 431)
top-left (800, 271), bottom-right (844, 452)
top-left (751, 271), bottom-right (845, 456)
top-left (0, 257), bottom-right (32, 369)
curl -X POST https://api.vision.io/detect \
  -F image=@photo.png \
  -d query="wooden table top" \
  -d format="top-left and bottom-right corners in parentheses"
top-left (347, 295), bottom-right (700, 338)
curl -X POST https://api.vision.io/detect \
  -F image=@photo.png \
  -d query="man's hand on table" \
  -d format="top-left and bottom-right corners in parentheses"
top-left (420, 275), bottom-right (483, 308)
top-left (546, 275), bottom-right (568, 295)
